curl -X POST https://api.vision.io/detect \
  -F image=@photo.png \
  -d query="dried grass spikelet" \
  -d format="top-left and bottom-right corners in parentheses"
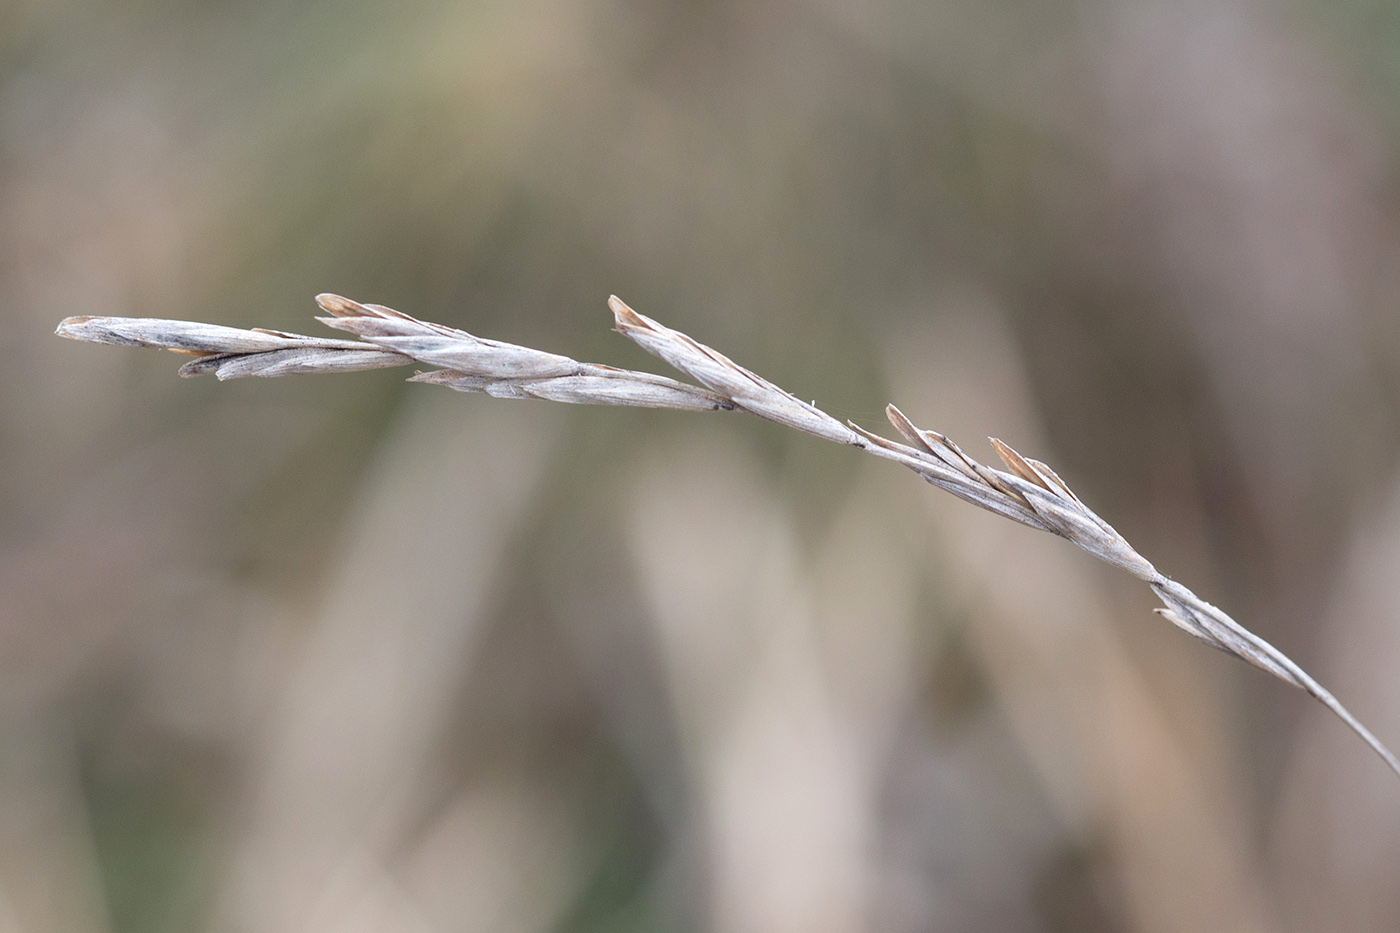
top-left (56, 293), bottom-right (1400, 780)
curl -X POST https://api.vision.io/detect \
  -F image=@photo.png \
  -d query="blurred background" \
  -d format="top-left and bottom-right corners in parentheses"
top-left (5, 0), bottom-right (1400, 929)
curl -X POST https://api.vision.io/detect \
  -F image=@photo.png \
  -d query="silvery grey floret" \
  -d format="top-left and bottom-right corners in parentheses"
top-left (53, 315), bottom-right (411, 379)
top-left (55, 293), bottom-right (1400, 780)
top-left (314, 294), bottom-right (733, 411)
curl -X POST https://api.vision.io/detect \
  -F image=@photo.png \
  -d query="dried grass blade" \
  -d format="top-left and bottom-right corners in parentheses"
top-left (53, 292), bottom-right (1400, 782)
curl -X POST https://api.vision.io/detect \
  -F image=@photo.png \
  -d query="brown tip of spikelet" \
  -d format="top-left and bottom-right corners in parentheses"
top-left (315, 293), bottom-right (368, 317)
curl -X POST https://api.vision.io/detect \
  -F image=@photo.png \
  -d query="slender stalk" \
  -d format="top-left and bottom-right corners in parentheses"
top-left (55, 293), bottom-right (1400, 780)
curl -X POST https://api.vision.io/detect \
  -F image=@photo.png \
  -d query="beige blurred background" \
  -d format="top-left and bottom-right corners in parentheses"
top-left (6, 0), bottom-right (1400, 930)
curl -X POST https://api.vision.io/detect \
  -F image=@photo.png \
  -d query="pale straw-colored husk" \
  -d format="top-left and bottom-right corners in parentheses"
top-left (55, 293), bottom-right (1400, 780)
